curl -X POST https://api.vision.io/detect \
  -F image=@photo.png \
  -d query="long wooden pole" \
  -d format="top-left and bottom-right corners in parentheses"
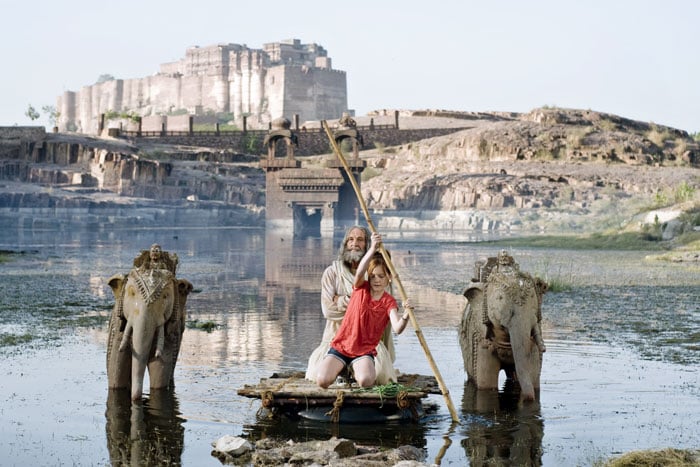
top-left (322, 120), bottom-right (460, 423)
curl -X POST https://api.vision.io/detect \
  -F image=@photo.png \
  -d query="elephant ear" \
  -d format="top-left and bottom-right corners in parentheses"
top-left (463, 282), bottom-right (483, 301)
top-left (534, 276), bottom-right (548, 323)
top-left (175, 279), bottom-right (193, 331)
top-left (107, 273), bottom-right (127, 325)
top-left (463, 283), bottom-right (489, 325)
top-left (178, 279), bottom-right (193, 296)
top-left (107, 274), bottom-right (125, 297)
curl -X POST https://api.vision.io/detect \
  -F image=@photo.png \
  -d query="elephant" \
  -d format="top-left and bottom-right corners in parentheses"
top-left (106, 245), bottom-right (193, 401)
top-left (459, 250), bottom-right (547, 401)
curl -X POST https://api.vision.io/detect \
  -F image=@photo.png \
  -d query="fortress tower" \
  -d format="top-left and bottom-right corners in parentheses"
top-left (57, 39), bottom-right (348, 135)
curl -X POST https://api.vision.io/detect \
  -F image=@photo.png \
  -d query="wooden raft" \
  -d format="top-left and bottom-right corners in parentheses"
top-left (237, 371), bottom-right (441, 412)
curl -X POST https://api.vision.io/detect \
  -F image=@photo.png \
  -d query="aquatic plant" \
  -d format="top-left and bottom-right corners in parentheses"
top-left (187, 319), bottom-right (219, 332)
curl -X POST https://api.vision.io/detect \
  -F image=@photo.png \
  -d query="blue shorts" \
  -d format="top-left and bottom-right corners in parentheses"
top-left (327, 347), bottom-right (374, 368)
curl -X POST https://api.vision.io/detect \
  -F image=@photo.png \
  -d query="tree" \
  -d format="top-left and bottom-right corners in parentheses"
top-left (42, 105), bottom-right (60, 127)
top-left (25, 104), bottom-right (40, 121)
top-left (96, 74), bottom-right (115, 83)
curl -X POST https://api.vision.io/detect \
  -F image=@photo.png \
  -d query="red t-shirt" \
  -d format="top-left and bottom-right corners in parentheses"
top-left (331, 281), bottom-right (398, 358)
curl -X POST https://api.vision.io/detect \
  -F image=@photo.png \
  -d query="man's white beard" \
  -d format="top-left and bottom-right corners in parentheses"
top-left (343, 249), bottom-right (364, 263)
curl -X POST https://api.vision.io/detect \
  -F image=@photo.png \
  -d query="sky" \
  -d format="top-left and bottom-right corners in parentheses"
top-left (2, 0), bottom-right (698, 133)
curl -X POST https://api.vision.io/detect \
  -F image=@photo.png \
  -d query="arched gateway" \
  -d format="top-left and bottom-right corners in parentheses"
top-left (261, 117), bottom-right (366, 237)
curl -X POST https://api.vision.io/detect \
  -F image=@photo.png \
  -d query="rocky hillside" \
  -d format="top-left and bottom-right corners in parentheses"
top-left (349, 108), bottom-right (699, 235)
top-left (1, 107), bottom-right (698, 237)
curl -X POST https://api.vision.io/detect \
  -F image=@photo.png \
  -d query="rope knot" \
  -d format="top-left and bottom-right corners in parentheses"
top-left (261, 391), bottom-right (274, 408)
top-left (396, 390), bottom-right (410, 409)
top-left (324, 390), bottom-right (345, 423)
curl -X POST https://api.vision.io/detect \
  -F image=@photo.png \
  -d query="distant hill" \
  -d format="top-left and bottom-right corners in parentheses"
top-left (325, 107), bottom-right (700, 237)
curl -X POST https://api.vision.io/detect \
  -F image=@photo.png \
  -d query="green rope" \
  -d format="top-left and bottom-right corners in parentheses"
top-left (352, 382), bottom-right (421, 397)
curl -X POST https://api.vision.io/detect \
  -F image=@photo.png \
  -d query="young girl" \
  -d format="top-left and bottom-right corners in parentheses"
top-left (316, 232), bottom-right (411, 388)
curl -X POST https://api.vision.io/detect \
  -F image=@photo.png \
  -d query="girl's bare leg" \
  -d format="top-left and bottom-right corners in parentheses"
top-left (351, 357), bottom-right (377, 388)
top-left (316, 356), bottom-right (345, 388)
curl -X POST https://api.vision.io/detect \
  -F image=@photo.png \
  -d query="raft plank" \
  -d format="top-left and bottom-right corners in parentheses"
top-left (237, 371), bottom-right (441, 407)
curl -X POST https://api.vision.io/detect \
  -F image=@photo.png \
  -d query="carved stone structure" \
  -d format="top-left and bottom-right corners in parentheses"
top-left (57, 39), bottom-right (347, 135)
top-left (261, 116), bottom-right (365, 236)
top-left (325, 119), bottom-right (366, 224)
top-left (106, 245), bottom-right (193, 401)
top-left (459, 251), bottom-right (547, 401)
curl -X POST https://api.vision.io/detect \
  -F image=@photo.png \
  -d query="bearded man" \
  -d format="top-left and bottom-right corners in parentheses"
top-left (305, 225), bottom-right (397, 384)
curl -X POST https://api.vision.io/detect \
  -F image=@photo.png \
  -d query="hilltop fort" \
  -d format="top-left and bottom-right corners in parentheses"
top-left (56, 39), bottom-right (348, 135)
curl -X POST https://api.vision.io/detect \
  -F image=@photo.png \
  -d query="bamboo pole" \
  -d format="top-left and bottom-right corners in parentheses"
top-left (321, 120), bottom-right (460, 423)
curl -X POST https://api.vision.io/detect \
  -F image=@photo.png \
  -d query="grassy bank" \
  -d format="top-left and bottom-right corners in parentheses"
top-left (483, 230), bottom-right (700, 252)
top-left (598, 448), bottom-right (700, 467)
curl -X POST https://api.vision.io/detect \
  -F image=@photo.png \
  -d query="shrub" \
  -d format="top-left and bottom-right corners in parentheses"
top-left (646, 125), bottom-right (674, 147)
top-left (674, 181), bottom-right (696, 203)
top-left (361, 167), bottom-right (381, 182)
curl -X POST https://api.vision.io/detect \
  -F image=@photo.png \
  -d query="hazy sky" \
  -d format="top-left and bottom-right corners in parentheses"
top-left (3, 0), bottom-right (698, 132)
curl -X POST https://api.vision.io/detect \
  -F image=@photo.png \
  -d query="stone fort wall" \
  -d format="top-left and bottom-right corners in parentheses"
top-left (57, 39), bottom-right (347, 136)
top-left (120, 127), bottom-right (466, 157)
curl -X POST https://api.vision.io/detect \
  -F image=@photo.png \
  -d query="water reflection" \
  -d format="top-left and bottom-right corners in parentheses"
top-left (2, 225), bottom-right (699, 466)
top-left (105, 389), bottom-right (185, 466)
top-left (460, 381), bottom-right (543, 466)
top-left (242, 412), bottom-right (429, 450)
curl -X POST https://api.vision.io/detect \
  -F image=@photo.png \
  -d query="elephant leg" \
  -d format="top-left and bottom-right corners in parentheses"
top-left (107, 324), bottom-right (131, 389)
top-left (148, 344), bottom-right (175, 389)
top-left (474, 343), bottom-right (501, 390)
top-left (148, 358), bottom-right (169, 390)
top-left (528, 350), bottom-right (543, 389)
top-left (148, 323), bottom-right (179, 389)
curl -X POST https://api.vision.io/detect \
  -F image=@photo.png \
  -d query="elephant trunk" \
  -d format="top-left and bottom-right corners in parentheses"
top-left (510, 327), bottom-right (536, 402)
top-left (130, 329), bottom-right (156, 401)
top-left (130, 356), bottom-right (147, 401)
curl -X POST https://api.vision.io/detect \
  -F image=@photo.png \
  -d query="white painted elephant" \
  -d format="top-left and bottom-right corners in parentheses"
top-left (459, 251), bottom-right (547, 401)
top-left (106, 245), bottom-right (193, 400)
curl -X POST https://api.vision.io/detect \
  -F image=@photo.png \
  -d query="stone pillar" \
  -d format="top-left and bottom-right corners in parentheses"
top-left (321, 203), bottom-right (335, 234)
top-left (294, 114), bottom-right (300, 131)
top-left (286, 139), bottom-right (294, 159)
top-left (188, 115), bottom-right (194, 135)
top-left (243, 116), bottom-right (247, 133)
top-left (394, 110), bottom-right (399, 129)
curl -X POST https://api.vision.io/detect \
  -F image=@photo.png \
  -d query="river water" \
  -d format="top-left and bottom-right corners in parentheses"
top-left (0, 225), bottom-right (698, 466)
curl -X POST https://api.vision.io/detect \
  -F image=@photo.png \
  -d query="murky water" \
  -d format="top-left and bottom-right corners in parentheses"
top-left (0, 226), bottom-right (698, 466)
